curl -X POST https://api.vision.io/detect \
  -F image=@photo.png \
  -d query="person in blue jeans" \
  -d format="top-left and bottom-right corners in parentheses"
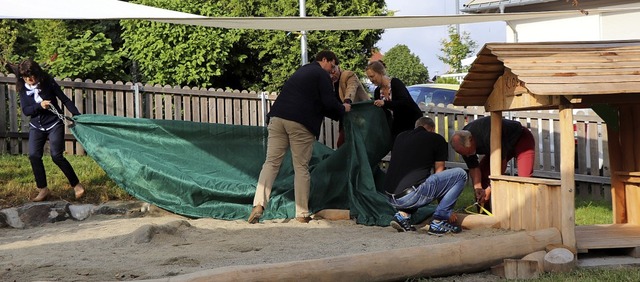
top-left (384, 117), bottom-right (467, 235)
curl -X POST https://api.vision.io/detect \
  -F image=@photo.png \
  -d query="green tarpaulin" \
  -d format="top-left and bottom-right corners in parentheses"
top-left (70, 101), bottom-right (434, 226)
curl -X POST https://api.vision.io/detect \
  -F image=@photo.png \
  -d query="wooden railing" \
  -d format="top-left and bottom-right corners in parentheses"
top-left (1, 73), bottom-right (610, 199)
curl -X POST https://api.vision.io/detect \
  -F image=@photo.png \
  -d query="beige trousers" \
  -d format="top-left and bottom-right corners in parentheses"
top-left (253, 117), bottom-right (315, 217)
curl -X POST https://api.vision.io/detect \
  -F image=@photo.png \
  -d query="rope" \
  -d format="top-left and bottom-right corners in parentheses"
top-left (464, 202), bottom-right (494, 216)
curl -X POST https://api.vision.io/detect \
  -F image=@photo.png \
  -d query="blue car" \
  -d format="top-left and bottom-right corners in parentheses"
top-left (407, 84), bottom-right (459, 106)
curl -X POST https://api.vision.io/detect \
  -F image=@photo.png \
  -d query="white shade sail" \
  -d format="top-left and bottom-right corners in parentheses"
top-left (2, 0), bottom-right (639, 31)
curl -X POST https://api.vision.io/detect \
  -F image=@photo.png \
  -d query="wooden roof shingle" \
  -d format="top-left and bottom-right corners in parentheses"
top-left (454, 40), bottom-right (640, 107)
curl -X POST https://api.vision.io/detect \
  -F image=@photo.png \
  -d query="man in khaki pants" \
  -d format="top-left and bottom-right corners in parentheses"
top-left (249, 50), bottom-right (351, 224)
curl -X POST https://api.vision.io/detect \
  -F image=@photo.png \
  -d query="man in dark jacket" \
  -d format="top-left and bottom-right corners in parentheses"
top-left (450, 116), bottom-right (535, 213)
top-left (249, 50), bottom-right (351, 224)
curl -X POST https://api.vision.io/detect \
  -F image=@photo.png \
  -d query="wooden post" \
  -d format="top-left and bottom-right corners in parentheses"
top-left (607, 121), bottom-right (627, 223)
top-left (490, 112), bottom-right (503, 177)
top-left (559, 105), bottom-right (576, 249)
top-left (490, 112), bottom-right (503, 215)
top-left (619, 106), bottom-right (636, 171)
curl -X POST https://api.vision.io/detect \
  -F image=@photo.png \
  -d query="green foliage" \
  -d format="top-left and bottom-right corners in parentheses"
top-left (121, 0), bottom-right (244, 88)
top-left (0, 20), bottom-right (19, 66)
top-left (26, 20), bottom-right (70, 65)
top-left (47, 30), bottom-right (125, 80)
top-left (383, 44), bottom-right (429, 86)
top-left (1, 19), bottom-right (126, 80)
top-left (5, 1), bottom-right (386, 90)
top-left (435, 76), bottom-right (460, 84)
top-left (122, 0), bottom-right (386, 91)
top-left (437, 25), bottom-right (477, 73)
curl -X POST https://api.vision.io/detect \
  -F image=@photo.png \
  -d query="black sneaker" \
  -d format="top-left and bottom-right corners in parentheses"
top-left (390, 212), bottom-right (416, 232)
top-left (428, 219), bottom-right (462, 236)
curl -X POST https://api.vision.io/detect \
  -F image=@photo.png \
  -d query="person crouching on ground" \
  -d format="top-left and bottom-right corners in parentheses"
top-left (384, 117), bottom-right (467, 235)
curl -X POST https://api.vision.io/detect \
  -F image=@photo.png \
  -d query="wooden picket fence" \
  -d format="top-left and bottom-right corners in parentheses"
top-left (0, 73), bottom-right (610, 200)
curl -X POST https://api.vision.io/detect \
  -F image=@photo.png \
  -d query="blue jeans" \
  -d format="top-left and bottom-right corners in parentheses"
top-left (28, 123), bottom-right (79, 189)
top-left (388, 167), bottom-right (467, 221)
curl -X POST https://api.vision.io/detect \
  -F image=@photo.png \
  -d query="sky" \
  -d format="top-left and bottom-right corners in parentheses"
top-left (378, 0), bottom-right (506, 76)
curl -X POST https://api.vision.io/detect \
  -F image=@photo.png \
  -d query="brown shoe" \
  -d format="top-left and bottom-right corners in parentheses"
top-left (248, 205), bottom-right (264, 224)
top-left (33, 188), bottom-right (50, 202)
top-left (295, 216), bottom-right (312, 223)
top-left (74, 183), bottom-right (85, 199)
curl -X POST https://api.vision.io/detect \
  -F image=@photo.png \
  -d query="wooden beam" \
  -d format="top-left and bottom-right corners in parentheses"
top-left (490, 113), bottom-right (503, 177)
top-left (169, 228), bottom-right (562, 282)
top-left (633, 106), bottom-right (640, 170)
top-left (527, 82), bottom-right (640, 96)
top-left (619, 106), bottom-right (636, 171)
top-left (607, 123), bottom-right (627, 224)
top-left (559, 105), bottom-right (576, 249)
top-left (454, 213), bottom-right (499, 229)
top-left (484, 70), bottom-right (561, 112)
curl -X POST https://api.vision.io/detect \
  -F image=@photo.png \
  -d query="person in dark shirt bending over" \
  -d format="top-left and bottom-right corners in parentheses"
top-left (384, 117), bottom-right (467, 236)
top-left (450, 116), bottom-right (535, 213)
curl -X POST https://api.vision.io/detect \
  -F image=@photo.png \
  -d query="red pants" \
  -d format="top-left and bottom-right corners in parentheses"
top-left (478, 127), bottom-right (535, 189)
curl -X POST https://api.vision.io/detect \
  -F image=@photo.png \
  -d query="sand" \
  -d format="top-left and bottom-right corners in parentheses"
top-left (0, 212), bottom-right (508, 281)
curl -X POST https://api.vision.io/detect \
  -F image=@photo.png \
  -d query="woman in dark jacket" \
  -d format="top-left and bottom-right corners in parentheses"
top-left (15, 59), bottom-right (84, 201)
top-left (366, 60), bottom-right (423, 144)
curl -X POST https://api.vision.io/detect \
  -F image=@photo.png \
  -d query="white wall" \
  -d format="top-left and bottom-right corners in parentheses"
top-left (506, 15), bottom-right (601, 42)
top-left (505, 3), bottom-right (640, 42)
top-left (601, 10), bottom-right (640, 39)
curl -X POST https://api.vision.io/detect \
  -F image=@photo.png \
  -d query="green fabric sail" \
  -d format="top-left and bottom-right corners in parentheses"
top-left (70, 101), bottom-right (435, 226)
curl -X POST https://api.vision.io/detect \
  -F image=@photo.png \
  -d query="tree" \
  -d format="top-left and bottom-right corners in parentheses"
top-left (121, 0), bottom-right (387, 91)
top-left (1, 19), bottom-right (126, 80)
top-left (0, 20), bottom-right (19, 66)
top-left (383, 44), bottom-right (429, 86)
top-left (438, 25), bottom-right (477, 74)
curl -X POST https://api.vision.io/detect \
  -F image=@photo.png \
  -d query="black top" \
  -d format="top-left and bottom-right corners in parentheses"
top-left (461, 116), bottom-right (525, 169)
top-left (19, 78), bottom-right (81, 131)
top-left (267, 61), bottom-right (344, 138)
top-left (384, 126), bottom-right (449, 194)
top-left (373, 77), bottom-right (423, 141)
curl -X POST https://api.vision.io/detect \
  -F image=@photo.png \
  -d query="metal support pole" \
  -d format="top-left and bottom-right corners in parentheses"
top-left (260, 91), bottom-right (268, 127)
top-left (455, 0), bottom-right (460, 35)
top-left (133, 84), bottom-right (141, 118)
top-left (300, 0), bottom-right (308, 65)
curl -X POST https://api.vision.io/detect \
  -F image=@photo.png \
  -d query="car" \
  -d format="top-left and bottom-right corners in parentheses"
top-left (407, 83), bottom-right (459, 106)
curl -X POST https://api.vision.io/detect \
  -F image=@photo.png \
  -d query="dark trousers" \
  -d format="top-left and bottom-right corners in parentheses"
top-left (28, 123), bottom-right (79, 188)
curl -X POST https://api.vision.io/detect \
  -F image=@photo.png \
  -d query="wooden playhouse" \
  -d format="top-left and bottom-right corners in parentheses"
top-left (455, 40), bottom-right (640, 254)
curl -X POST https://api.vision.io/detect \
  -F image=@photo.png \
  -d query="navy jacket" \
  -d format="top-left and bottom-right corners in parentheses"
top-left (20, 78), bottom-right (80, 131)
top-left (373, 77), bottom-right (423, 140)
top-left (267, 61), bottom-right (344, 138)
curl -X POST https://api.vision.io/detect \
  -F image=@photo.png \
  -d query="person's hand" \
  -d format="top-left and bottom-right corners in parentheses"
top-left (40, 100), bottom-right (51, 109)
top-left (483, 187), bottom-right (491, 204)
top-left (373, 99), bottom-right (385, 107)
top-left (474, 188), bottom-right (485, 205)
top-left (343, 103), bottom-right (351, 112)
top-left (475, 187), bottom-right (491, 207)
top-left (448, 213), bottom-right (458, 223)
